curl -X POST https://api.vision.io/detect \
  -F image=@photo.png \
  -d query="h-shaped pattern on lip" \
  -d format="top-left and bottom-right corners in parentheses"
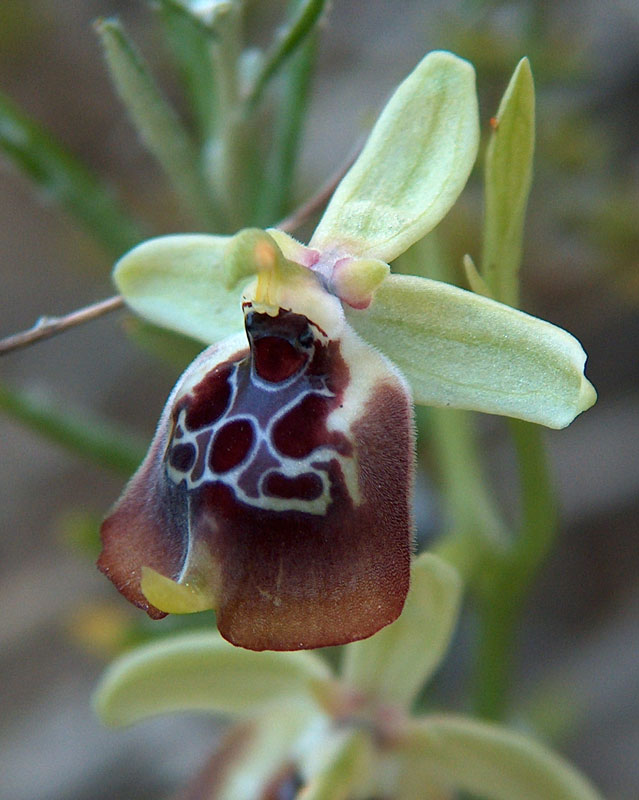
top-left (165, 306), bottom-right (357, 516)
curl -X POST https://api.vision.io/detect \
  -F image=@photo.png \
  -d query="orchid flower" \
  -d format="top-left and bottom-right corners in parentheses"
top-left (94, 554), bottom-right (603, 800)
top-left (98, 51), bottom-right (595, 651)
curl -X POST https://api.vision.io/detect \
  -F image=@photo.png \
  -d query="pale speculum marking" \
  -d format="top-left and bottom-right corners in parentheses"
top-left (165, 308), bottom-right (354, 515)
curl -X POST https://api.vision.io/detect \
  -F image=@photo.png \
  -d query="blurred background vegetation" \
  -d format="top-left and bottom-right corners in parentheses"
top-left (0, 1), bottom-right (637, 798)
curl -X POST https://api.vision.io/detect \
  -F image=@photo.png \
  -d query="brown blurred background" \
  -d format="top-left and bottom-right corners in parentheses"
top-left (1, 1), bottom-right (638, 798)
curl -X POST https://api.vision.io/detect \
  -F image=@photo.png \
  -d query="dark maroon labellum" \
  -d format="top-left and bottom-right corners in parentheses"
top-left (98, 306), bottom-right (413, 651)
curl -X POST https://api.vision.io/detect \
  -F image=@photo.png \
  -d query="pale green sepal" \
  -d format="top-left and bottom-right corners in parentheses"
top-left (397, 715), bottom-right (604, 800)
top-left (93, 630), bottom-right (332, 727)
top-left (309, 51), bottom-right (479, 263)
top-left (346, 274), bottom-right (596, 429)
top-left (114, 234), bottom-right (247, 344)
top-left (342, 553), bottom-right (462, 710)
top-left (299, 728), bottom-right (373, 800)
top-left (481, 57), bottom-right (535, 307)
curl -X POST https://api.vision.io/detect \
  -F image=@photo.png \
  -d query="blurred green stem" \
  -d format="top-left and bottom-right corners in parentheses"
top-left (255, 27), bottom-right (317, 224)
top-left (0, 91), bottom-right (141, 256)
top-left (209, 4), bottom-right (250, 227)
top-left (427, 407), bottom-right (507, 582)
top-left (472, 420), bottom-right (557, 720)
top-left (0, 383), bottom-right (146, 475)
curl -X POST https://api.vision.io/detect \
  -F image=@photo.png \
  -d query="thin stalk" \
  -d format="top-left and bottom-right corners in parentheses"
top-left (0, 296), bottom-right (124, 356)
top-left (426, 407), bottom-right (507, 555)
top-left (0, 384), bottom-right (146, 475)
top-left (508, 418), bottom-right (558, 576)
top-left (472, 564), bottom-right (523, 720)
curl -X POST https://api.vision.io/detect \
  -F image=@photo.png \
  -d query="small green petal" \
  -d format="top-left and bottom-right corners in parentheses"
top-left (93, 630), bottom-right (331, 727)
top-left (331, 258), bottom-right (390, 309)
top-left (341, 553), bottom-right (462, 709)
top-left (481, 57), bottom-right (535, 307)
top-left (397, 715), bottom-right (604, 800)
top-left (114, 233), bottom-right (247, 344)
top-left (346, 274), bottom-right (596, 429)
top-left (310, 51), bottom-right (479, 263)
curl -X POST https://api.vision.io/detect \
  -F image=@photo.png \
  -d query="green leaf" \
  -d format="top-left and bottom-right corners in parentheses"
top-left (254, 16), bottom-right (318, 224)
top-left (93, 630), bottom-right (332, 726)
top-left (342, 553), bottom-right (461, 709)
top-left (154, 0), bottom-right (218, 141)
top-left (244, 0), bottom-right (327, 111)
top-left (0, 90), bottom-right (140, 256)
top-left (95, 17), bottom-right (222, 229)
top-left (398, 715), bottom-right (604, 800)
top-left (113, 233), bottom-right (247, 344)
top-left (346, 274), bottom-right (596, 429)
top-left (481, 57), bottom-right (535, 307)
top-left (0, 382), bottom-right (145, 476)
top-left (310, 51), bottom-right (479, 263)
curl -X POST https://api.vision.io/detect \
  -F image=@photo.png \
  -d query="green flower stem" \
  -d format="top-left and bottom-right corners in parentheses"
top-left (0, 383), bottom-right (145, 475)
top-left (425, 407), bottom-right (508, 576)
top-left (471, 419), bottom-right (557, 721)
top-left (96, 17), bottom-right (222, 230)
top-left (472, 559), bottom-right (526, 720)
top-left (508, 418), bottom-right (558, 576)
top-left (466, 58), bottom-right (556, 720)
top-left (0, 91), bottom-right (141, 256)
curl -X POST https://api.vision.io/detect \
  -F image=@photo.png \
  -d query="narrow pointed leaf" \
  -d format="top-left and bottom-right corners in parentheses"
top-left (342, 553), bottom-right (462, 709)
top-left (398, 715), bottom-right (604, 800)
top-left (113, 233), bottom-right (247, 343)
top-left (245, 0), bottom-right (327, 110)
top-left (481, 57), bottom-right (535, 307)
top-left (154, 0), bottom-right (218, 140)
top-left (0, 91), bottom-right (140, 255)
top-left (254, 25), bottom-right (317, 223)
top-left (95, 17), bottom-right (221, 228)
top-left (0, 382), bottom-right (145, 476)
top-left (310, 51), bottom-right (479, 263)
top-left (346, 274), bottom-right (596, 429)
top-left (94, 630), bottom-right (331, 726)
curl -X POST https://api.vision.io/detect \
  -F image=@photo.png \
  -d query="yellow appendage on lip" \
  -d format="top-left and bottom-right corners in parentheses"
top-left (141, 567), bottom-right (215, 614)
